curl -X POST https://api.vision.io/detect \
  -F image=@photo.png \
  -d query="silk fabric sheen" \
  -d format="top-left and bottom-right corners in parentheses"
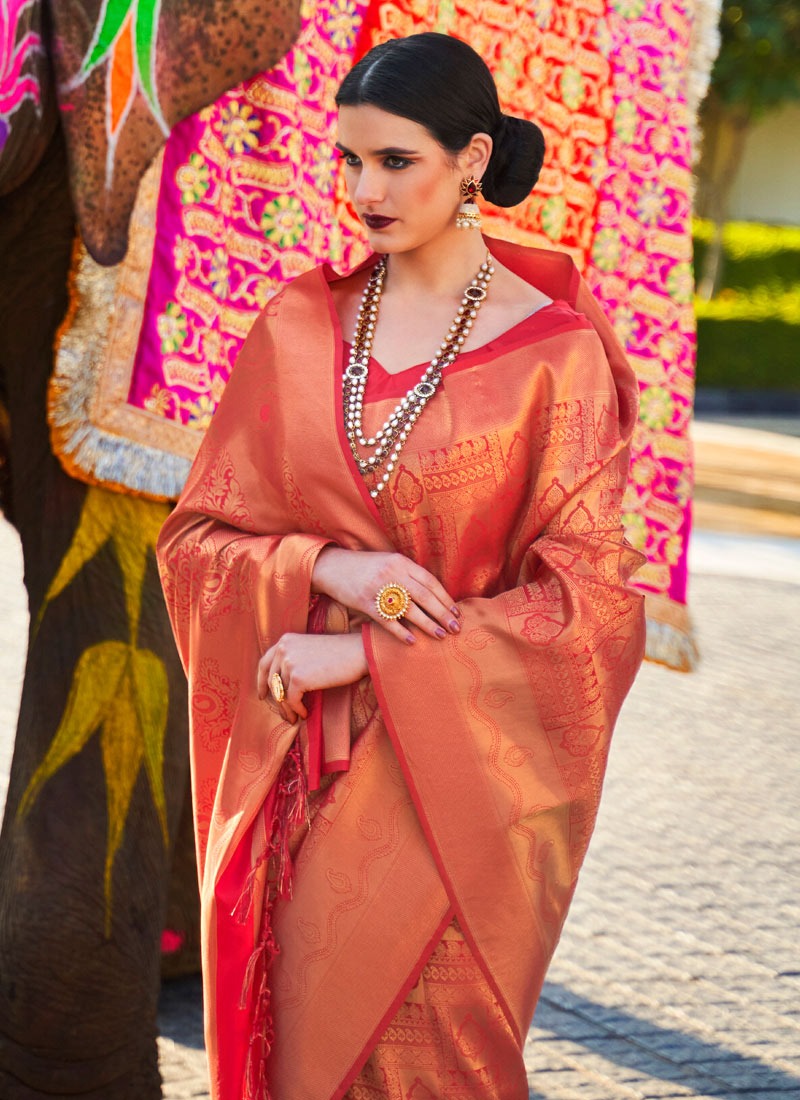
top-left (157, 239), bottom-right (646, 1099)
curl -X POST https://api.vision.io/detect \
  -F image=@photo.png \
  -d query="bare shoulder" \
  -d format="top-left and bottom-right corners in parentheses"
top-left (489, 261), bottom-right (552, 312)
top-left (471, 260), bottom-right (553, 340)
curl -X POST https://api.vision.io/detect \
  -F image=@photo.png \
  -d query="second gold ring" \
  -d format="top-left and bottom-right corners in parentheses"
top-left (270, 672), bottom-right (286, 703)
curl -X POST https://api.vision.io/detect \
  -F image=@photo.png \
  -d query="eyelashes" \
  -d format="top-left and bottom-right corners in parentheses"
top-left (336, 153), bottom-right (413, 170)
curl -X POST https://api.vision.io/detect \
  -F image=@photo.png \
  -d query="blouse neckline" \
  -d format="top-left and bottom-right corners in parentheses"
top-left (341, 298), bottom-right (581, 401)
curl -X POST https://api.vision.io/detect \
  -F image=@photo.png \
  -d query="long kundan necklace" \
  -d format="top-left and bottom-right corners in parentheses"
top-left (343, 252), bottom-right (495, 497)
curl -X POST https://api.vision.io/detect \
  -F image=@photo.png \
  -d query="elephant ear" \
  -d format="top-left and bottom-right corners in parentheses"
top-left (0, 0), bottom-right (58, 198)
top-left (51, 0), bottom-right (303, 265)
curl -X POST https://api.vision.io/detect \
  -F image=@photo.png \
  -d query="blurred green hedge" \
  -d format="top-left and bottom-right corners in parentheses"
top-left (693, 219), bottom-right (800, 390)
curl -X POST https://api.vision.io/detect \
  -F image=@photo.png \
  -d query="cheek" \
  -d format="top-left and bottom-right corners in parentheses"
top-left (408, 174), bottom-right (458, 215)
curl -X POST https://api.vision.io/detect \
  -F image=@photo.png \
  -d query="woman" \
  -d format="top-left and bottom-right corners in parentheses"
top-left (157, 32), bottom-right (646, 1100)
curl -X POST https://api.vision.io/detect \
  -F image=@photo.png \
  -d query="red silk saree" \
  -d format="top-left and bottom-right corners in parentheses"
top-left (157, 238), bottom-right (646, 1100)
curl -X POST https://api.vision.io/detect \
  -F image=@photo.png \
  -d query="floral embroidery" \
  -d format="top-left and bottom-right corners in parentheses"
top-left (613, 100), bottom-right (637, 144)
top-left (209, 247), bottom-right (230, 297)
top-left (201, 327), bottom-right (228, 367)
top-left (310, 141), bottom-right (335, 196)
top-left (173, 237), bottom-right (193, 271)
top-left (532, 0), bottom-right (553, 30)
top-left (218, 101), bottom-right (261, 154)
top-left (261, 194), bottom-right (305, 248)
top-left (541, 195), bottom-right (566, 242)
top-left (612, 304), bottom-right (635, 345)
top-left (666, 262), bottom-right (694, 305)
top-left (292, 49), bottom-right (313, 99)
top-left (326, 0), bottom-right (358, 50)
top-left (144, 384), bottom-right (177, 418)
top-left (591, 228), bottom-right (622, 273)
top-left (157, 302), bottom-right (188, 354)
top-left (176, 153), bottom-right (210, 204)
top-left (559, 66), bottom-right (586, 110)
top-left (637, 180), bottom-right (666, 227)
top-left (610, 0), bottom-right (647, 18)
top-left (639, 386), bottom-right (673, 432)
top-left (186, 395), bottom-right (217, 431)
top-left (663, 533), bottom-right (684, 566)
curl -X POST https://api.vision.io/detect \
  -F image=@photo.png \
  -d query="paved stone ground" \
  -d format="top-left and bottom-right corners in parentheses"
top-left (2, 485), bottom-right (799, 1098)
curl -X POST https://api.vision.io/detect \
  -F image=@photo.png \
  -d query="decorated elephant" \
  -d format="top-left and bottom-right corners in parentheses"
top-left (0, 0), bottom-right (717, 1096)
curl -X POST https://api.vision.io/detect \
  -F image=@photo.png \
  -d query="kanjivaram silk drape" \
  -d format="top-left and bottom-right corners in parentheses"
top-left (157, 239), bottom-right (646, 1100)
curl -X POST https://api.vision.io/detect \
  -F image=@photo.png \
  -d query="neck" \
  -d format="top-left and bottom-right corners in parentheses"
top-left (382, 228), bottom-right (489, 300)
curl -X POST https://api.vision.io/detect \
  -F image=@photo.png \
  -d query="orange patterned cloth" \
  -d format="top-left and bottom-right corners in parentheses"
top-left (347, 918), bottom-right (527, 1098)
top-left (157, 239), bottom-right (646, 1099)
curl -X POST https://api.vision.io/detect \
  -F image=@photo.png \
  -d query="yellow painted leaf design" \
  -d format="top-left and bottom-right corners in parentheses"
top-left (131, 647), bottom-right (169, 846)
top-left (29, 485), bottom-right (172, 933)
top-left (18, 642), bottom-right (128, 819)
top-left (108, 493), bottom-right (169, 640)
top-left (38, 490), bottom-right (115, 617)
top-left (19, 640), bottom-right (170, 937)
top-left (100, 660), bottom-right (145, 936)
top-left (37, 486), bottom-right (169, 640)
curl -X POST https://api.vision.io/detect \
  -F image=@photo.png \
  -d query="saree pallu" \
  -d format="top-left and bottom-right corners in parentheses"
top-left (156, 238), bottom-right (646, 1100)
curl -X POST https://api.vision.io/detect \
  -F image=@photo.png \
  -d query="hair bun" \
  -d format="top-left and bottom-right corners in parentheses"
top-left (481, 115), bottom-right (545, 208)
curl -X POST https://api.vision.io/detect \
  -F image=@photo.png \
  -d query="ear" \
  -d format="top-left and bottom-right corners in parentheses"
top-left (459, 133), bottom-right (493, 181)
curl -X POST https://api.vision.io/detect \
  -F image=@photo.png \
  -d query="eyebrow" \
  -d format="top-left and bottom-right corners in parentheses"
top-left (335, 142), bottom-right (419, 156)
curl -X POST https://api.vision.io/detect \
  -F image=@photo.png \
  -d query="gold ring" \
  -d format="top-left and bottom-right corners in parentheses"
top-left (270, 672), bottom-right (286, 703)
top-left (375, 582), bottom-right (411, 621)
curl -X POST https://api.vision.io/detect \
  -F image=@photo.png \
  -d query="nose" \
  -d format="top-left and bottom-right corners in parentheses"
top-left (353, 165), bottom-right (384, 208)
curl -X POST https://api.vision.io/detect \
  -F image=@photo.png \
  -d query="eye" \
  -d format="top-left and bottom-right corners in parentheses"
top-left (385, 155), bottom-right (411, 169)
top-left (338, 152), bottom-right (361, 168)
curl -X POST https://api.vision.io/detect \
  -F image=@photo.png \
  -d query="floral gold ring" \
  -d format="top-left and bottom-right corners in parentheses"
top-left (375, 582), bottom-right (411, 621)
top-left (270, 672), bottom-right (286, 703)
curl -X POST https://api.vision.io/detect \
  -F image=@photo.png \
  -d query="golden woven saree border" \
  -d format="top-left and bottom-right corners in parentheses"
top-left (48, 151), bottom-right (197, 502)
top-left (644, 592), bottom-right (699, 672)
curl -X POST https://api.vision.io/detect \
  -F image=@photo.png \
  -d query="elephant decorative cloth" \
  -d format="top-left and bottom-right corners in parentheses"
top-left (0, 0), bottom-right (305, 259)
top-left (156, 240), bottom-right (646, 1099)
top-left (49, 0), bottom-right (714, 669)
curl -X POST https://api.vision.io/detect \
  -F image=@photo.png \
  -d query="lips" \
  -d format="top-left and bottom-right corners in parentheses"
top-left (363, 215), bottom-right (396, 230)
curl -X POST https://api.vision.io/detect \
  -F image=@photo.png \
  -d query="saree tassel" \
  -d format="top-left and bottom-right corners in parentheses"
top-left (241, 890), bottom-right (278, 1100)
top-left (272, 738), bottom-right (309, 898)
top-left (231, 844), bottom-right (270, 925)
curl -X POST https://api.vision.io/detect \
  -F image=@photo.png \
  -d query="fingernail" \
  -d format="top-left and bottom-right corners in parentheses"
top-left (435, 627), bottom-right (446, 639)
top-left (449, 619), bottom-right (460, 633)
top-left (451, 606), bottom-right (460, 617)
top-left (406, 633), bottom-right (416, 645)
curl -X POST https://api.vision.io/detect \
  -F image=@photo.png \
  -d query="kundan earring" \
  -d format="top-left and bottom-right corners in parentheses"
top-left (456, 176), bottom-right (483, 229)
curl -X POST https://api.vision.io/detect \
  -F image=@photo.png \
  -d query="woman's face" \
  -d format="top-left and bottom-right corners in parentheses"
top-left (336, 105), bottom-right (469, 254)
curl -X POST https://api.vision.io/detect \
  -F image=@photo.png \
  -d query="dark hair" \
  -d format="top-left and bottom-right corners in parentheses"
top-left (335, 33), bottom-right (544, 207)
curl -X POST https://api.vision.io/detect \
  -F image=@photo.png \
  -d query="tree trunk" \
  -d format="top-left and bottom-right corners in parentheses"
top-left (695, 92), bottom-right (751, 300)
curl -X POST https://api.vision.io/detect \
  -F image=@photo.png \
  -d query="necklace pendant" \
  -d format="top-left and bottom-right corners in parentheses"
top-left (345, 363), bottom-right (368, 381)
top-left (344, 252), bottom-right (493, 493)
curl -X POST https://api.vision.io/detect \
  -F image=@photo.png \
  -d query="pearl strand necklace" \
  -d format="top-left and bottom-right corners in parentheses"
top-left (343, 253), bottom-right (495, 497)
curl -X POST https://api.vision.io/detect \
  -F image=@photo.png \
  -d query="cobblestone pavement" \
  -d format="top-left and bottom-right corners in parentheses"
top-left (2, 482), bottom-right (799, 1098)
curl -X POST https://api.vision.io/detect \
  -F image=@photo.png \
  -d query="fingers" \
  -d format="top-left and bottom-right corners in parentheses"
top-left (368, 556), bottom-right (460, 641)
top-left (404, 573), bottom-right (461, 639)
top-left (256, 643), bottom-right (307, 723)
top-left (256, 646), bottom-right (275, 701)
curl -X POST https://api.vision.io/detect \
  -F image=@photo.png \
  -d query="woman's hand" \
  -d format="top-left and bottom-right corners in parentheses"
top-left (311, 547), bottom-right (460, 645)
top-left (257, 632), bottom-right (369, 724)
